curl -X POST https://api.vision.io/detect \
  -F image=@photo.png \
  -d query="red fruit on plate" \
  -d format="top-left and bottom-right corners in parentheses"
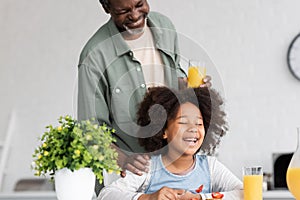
top-left (211, 192), bottom-right (224, 199)
top-left (195, 184), bottom-right (204, 193)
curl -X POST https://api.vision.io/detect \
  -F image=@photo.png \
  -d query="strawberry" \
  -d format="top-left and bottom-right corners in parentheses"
top-left (211, 192), bottom-right (224, 199)
top-left (195, 184), bottom-right (204, 193)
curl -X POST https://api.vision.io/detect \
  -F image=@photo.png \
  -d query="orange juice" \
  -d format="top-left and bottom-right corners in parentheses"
top-left (187, 66), bottom-right (206, 88)
top-left (287, 168), bottom-right (300, 199)
top-left (243, 175), bottom-right (263, 200)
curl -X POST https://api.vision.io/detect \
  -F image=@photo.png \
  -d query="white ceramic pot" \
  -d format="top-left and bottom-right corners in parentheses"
top-left (55, 168), bottom-right (95, 200)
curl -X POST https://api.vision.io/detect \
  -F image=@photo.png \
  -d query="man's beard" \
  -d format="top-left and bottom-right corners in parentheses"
top-left (123, 16), bottom-right (147, 36)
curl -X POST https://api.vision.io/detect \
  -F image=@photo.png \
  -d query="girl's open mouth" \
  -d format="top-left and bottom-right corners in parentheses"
top-left (183, 137), bottom-right (199, 144)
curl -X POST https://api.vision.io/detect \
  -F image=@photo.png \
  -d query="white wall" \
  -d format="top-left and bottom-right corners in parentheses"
top-left (1, 0), bottom-right (300, 192)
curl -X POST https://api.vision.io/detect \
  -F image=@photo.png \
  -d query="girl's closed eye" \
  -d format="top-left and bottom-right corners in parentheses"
top-left (177, 117), bottom-right (189, 124)
top-left (195, 120), bottom-right (203, 126)
top-left (178, 121), bottom-right (188, 124)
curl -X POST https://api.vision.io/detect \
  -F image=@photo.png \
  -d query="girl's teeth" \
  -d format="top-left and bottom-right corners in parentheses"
top-left (184, 138), bottom-right (198, 143)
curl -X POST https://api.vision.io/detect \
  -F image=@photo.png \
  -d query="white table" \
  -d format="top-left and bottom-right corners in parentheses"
top-left (263, 190), bottom-right (295, 200)
top-left (0, 190), bottom-right (294, 200)
top-left (0, 192), bottom-right (57, 200)
top-left (0, 192), bottom-right (97, 200)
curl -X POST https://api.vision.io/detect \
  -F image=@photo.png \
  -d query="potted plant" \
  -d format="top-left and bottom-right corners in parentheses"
top-left (32, 115), bottom-right (120, 200)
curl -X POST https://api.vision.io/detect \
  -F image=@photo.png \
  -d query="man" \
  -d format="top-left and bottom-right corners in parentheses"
top-left (77, 0), bottom-right (210, 194)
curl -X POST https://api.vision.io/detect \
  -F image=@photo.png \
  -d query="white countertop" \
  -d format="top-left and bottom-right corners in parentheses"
top-left (0, 190), bottom-right (294, 200)
top-left (263, 190), bottom-right (294, 199)
top-left (0, 192), bottom-right (56, 199)
top-left (0, 192), bottom-right (97, 200)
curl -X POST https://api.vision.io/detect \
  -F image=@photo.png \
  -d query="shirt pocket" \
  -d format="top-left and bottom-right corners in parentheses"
top-left (110, 85), bottom-right (135, 124)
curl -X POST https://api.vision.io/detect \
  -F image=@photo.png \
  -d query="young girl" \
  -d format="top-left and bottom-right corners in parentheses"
top-left (98, 87), bottom-right (243, 200)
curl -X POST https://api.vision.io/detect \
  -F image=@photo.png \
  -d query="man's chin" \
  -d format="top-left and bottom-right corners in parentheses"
top-left (124, 26), bottom-right (145, 36)
top-left (127, 28), bottom-right (145, 35)
top-left (121, 25), bottom-right (146, 40)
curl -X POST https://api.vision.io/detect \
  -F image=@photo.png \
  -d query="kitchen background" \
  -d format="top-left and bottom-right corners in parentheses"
top-left (1, 0), bottom-right (300, 192)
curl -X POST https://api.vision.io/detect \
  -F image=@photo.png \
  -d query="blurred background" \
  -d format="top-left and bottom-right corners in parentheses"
top-left (1, 0), bottom-right (300, 193)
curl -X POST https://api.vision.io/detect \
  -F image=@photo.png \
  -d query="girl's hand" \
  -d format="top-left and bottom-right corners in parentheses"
top-left (177, 190), bottom-right (202, 200)
top-left (138, 187), bottom-right (186, 200)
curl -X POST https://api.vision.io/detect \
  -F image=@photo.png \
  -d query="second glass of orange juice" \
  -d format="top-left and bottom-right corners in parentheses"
top-left (243, 166), bottom-right (263, 200)
top-left (287, 168), bottom-right (300, 200)
top-left (286, 127), bottom-right (300, 200)
top-left (187, 60), bottom-right (206, 88)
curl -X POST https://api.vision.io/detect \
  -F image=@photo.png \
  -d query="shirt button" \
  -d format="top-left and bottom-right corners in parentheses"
top-left (115, 88), bottom-right (121, 93)
top-left (136, 67), bottom-right (141, 72)
top-left (129, 52), bottom-right (133, 57)
top-left (140, 84), bottom-right (146, 88)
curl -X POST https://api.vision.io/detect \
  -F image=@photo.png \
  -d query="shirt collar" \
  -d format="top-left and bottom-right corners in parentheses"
top-left (107, 18), bottom-right (131, 56)
top-left (147, 14), bottom-right (176, 59)
top-left (107, 13), bottom-right (173, 58)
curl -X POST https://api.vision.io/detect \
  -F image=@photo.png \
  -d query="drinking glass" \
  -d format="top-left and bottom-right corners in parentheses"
top-left (286, 127), bottom-right (300, 200)
top-left (243, 166), bottom-right (263, 200)
top-left (187, 60), bottom-right (206, 88)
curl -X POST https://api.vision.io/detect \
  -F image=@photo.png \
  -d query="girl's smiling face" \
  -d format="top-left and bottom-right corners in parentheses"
top-left (164, 102), bottom-right (205, 156)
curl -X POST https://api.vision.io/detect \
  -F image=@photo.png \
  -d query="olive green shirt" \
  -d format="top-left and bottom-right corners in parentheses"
top-left (77, 12), bottom-right (186, 153)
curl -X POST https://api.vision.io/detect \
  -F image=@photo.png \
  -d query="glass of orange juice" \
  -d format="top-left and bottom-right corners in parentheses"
top-left (243, 166), bottom-right (263, 200)
top-left (287, 168), bottom-right (300, 200)
top-left (187, 60), bottom-right (206, 88)
top-left (286, 127), bottom-right (300, 200)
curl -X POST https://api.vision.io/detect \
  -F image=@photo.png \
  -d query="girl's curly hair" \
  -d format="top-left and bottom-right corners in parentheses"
top-left (137, 86), bottom-right (228, 156)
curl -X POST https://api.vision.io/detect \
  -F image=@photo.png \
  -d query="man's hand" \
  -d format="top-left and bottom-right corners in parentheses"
top-left (200, 75), bottom-right (212, 88)
top-left (178, 75), bottom-right (212, 90)
top-left (120, 153), bottom-right (150, 177)
top-left (111, 142), bottom-right (150, 177)
top-left (178, 77), bottom-right (188, 90)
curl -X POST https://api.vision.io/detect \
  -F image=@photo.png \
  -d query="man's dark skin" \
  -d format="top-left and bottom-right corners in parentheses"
top-left (100, 0), bottom-right (151, 177)
top-left (100, 0), bottom-right (211, 178)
